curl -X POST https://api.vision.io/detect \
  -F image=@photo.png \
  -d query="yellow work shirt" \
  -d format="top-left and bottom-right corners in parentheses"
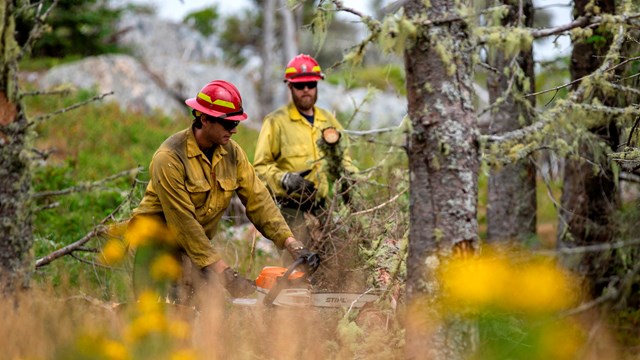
top-left (254, 102), bottom-right (356, 201)
top-left (132, 127), bottom-right (293, 268)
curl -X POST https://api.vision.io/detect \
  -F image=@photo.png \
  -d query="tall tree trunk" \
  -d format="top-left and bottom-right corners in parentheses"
top-left (0, 1), bottom-right (33, 292)
top-left (403, 1), bottom-right (479, 358)
top-left (278, 0), bottom-right (298, 62)
top-left (259, 0), bottom-right (277, 119)
top-left (486, 0), bottom-right (537, 243)
top-left (557, 0), bottom-right (619, 294)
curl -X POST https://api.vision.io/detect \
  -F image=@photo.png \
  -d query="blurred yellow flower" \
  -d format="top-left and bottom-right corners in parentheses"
top-left (442, 256), bottom-right (510, 308)
top-left (168, 320), bottom-right (191, 340)
top-left (170, 349), bottom-right (199, 360)
top-left (102, 339), bottom-right (130, 360)
top-left (440, 248), bottom-right (579, 313)
top-left (100, 239), bottom-right (127, 265)
top-left (507, 261), bottom-right (577, 312)
top-left (125, 216), bottom-right (176, 248)
top-left (537, 320), bottom-right (585, 359)
top-left (125, 312), bottom-right (167, 342)
top-left (136, 290), bottom-right (164, 314)
top-left (150, 253), bottom-right (183, 281)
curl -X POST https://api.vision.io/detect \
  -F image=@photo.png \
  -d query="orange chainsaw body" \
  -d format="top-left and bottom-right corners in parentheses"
top-left (255, 266), bottom-right (306, 291)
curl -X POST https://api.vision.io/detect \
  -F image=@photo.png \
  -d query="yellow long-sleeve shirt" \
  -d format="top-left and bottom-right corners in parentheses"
top-left (132, 127), bottom-right (293, 268)
top-left (253, 102), bottom-right (357, 202)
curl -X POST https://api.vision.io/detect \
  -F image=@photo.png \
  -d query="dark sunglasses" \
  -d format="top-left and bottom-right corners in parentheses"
top-left (217, 119), bottom-right (240, 131)
top-left (291, 81), bottom-right (318, 90)
top-left (206, 115), bottom-right (240, 131)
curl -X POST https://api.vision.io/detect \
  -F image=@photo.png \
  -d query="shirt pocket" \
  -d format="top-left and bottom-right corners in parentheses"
top-left (185, 179), bottom-right (211, 211)
top-left (215, 177), bottom-right (238, 213)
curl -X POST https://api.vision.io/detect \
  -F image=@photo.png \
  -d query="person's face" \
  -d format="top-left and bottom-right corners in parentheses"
top-left (202, 115), bottom-right (239, 146)
top-left (289, 81), bottom-right (318, 113)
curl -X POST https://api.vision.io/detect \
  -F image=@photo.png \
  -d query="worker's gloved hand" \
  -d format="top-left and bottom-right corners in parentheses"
top-left (221, 267), bottom-right (256, 298)
top-left (282, 170), bottom-right (315, 195)
top-left (285, 240), bottom-right (321, 274)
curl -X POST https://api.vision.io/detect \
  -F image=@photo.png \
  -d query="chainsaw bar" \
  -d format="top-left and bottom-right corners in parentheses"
top-left (232, 288), bottom-right (379, 308)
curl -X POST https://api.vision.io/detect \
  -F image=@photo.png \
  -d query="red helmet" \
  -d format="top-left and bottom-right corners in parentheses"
top-left (284, 54), bottom-right (324, 83)
top-left (185, 80), bottom-right (248, 121)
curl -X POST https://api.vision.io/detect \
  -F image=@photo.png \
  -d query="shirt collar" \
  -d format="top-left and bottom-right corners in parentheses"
top-left (288, 102), bottom-right (327, 123)
top-left (185, 127), bottom-right (228, 159)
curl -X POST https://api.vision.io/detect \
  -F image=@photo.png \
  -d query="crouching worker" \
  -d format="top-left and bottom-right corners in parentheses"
top-left (128, 80), bottom-right (319, 306)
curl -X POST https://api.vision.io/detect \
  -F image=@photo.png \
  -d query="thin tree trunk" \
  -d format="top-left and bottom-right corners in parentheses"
top-left (278, 0), bottom-right (298, 62)
top-left (0, 1), bottom-right (34, 292)
top-left (259, 0), bottom-right (277, 119)
top-left (558, 0), bottom-right (619, 295)
top-left (486, 0), bottom-right (537, 243)
top-left (403, 1), bottom-right (479, 358)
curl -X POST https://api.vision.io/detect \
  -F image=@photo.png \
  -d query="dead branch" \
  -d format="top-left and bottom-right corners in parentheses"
top-left (35, 224), bottom-right (108, 268)
top-left (32, 166), bottom-right (142, 199)
top-left (27, 91), bottom-right (114, 127)
top-left (18, 0), bottom-right (60, 61)
top-left (351, 188), bottom-right (408, 216)
top-left (485, 26), bottom-right (626, 144)
top-left (20, 88), bottom-right (71, 99)
top-left (536, 238), bottom-right (640, 256)
top-left (34, 170), bottom-right (141, 268)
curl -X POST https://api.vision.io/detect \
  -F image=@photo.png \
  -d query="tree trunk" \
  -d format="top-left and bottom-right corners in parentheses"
top-left (403, 1), bottom-right (479, 358)
top-left (278, 0), bottom-right (298, 62)
top-left (557, 0), bottom-right (619, 294)
top-left (0, 1), bottom-right (34, 292)
top-left (486, 0), bottom-right (537, 243)
top-left (259, 0), bottom-right (277, 119)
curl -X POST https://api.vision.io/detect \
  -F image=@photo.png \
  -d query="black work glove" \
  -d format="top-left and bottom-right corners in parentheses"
top-left (281, 170), bottom-right (316, 195)
top-left (285, 240), bottom-right (321, 274)
top-left (221, 267), bottom-right (256, 298)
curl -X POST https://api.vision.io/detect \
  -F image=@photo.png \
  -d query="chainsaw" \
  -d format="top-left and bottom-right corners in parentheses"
top-left (232, 257), bottom-right (380, 309)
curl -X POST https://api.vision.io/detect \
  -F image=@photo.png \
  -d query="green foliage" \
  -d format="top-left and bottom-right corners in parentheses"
top-left (326, 63), bottom-right (405, 94)
top-left (218, 9), bottom-right (262, 66)
top-left (16, 0), bottom-right (127, 58)
top-left (183, 6), bottom-right (220, 37)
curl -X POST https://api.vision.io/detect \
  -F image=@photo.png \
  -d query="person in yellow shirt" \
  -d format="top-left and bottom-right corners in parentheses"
top-left (131, 80), bottom-right (319, 303)
top-left (254, 54), bottom-right (357, 259)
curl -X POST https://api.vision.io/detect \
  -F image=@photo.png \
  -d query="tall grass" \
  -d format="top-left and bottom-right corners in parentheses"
top-left (15, 87), bottom-right (631, 359)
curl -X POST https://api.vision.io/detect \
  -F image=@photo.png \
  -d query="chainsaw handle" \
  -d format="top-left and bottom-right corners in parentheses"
top-left (263, 257), bottom-right (306, 307)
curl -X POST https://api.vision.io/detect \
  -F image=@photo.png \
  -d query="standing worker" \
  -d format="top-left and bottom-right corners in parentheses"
top-left (130, 79), bottom-right (319, 304)
top-left (254, 54), bottom-right (357, 262)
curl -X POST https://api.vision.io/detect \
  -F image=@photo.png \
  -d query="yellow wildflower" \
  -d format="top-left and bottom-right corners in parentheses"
top-left (170, 349), bottom-right (199, 360)
top-left (136, 290), bottom-right (164, 314)
top-left (507, 261), bottom-right (577, 312)
top-left (100, 239), bottom-right (127, 265)
top-left (102, 339), bottom-right (130, 360)
top-left (150, 253), bottom-right (182, 281)
top-left (443, 256), bottom-right (510, 308)
top-left (125, 216), bottom-right (176, 248)
top-left (168, 320), bottom-right (191, 340)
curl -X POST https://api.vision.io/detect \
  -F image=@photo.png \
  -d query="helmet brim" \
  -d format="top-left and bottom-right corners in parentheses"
top-left (185, 98), bottom-right (248, 121)
top-left (286, 75), bottom-right (324, 83)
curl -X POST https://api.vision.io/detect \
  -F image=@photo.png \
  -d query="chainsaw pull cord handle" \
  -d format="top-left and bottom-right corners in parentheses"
top-left (263, 257), bottom-right (306, 307)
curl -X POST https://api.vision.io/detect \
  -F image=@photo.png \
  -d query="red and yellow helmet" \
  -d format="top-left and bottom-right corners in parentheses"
top-left (284, 54), bottom-right (324, 83)
top-left (185, 80), bottom-right (248, 120)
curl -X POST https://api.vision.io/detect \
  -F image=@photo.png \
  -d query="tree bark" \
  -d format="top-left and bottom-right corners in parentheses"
top-left (486, 0), bottom-right (537, 243)
top-left (557, 0), bottom-right (619, 294)
top-left (0, 1), bottom-right (34, 292)
top-left (403, 1), bottom-right (479, 358)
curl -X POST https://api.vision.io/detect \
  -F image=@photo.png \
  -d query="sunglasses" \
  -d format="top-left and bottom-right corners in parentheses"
top-left (291, 81), bottom-right (318, 90)
top-left (205, 115), bottom-right (240, 131)
top-left (217, 119), bottom-right (240, 131)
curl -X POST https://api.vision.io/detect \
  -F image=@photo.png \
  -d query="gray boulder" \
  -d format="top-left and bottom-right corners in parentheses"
top-left (39, 54), bottom-right (184, 116)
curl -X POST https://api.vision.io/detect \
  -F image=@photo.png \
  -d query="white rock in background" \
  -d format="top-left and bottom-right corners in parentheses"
top-left (39, 54), bottom-right (184, 116)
